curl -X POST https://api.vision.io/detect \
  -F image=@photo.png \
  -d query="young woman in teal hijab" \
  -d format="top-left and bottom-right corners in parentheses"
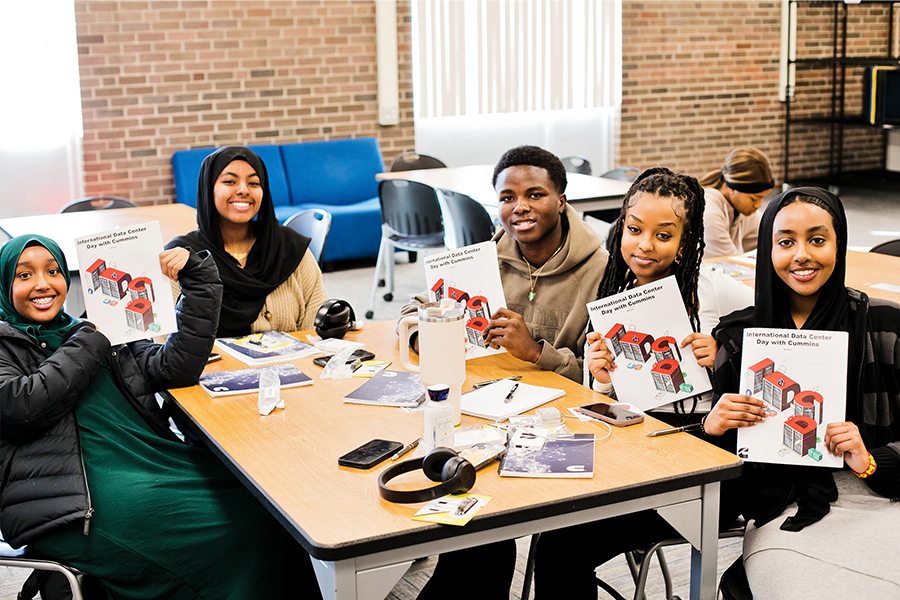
top-left (0, 234), bottom-right (79, 348)
top-left (0, 235), bottom-right (322, 600)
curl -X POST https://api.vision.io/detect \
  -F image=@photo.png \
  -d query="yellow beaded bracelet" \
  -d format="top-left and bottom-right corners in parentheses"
top-left (854, 452), bottom-right (877, 478)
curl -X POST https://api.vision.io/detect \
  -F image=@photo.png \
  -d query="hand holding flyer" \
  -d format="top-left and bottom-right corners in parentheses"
top-left (735, 328), bottom-right (848, 467)
top-left (585, 275), bottom-right (711, 411)
top-left (75, 221), bottom-right (177, 345)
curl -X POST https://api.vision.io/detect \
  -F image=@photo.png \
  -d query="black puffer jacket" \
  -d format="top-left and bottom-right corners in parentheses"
top-left (0, 250), bottom-right (222, 548)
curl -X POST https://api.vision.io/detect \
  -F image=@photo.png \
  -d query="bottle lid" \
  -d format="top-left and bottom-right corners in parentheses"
top-left (426, 384), bottom-right (450, 402)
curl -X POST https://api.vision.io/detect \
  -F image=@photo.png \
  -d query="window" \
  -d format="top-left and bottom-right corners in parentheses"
top-left (411, 0), bottom-right (621, 172)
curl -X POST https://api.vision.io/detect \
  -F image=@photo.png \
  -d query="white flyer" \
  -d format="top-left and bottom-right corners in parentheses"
top-left (736, 328), bottom-right (848, 467)
top-left (75, 221), bottom-right (177, 345)
top-left (423, 241), bottom-right (507, 359)
top-left (585, 275), bottom-right (711, 411)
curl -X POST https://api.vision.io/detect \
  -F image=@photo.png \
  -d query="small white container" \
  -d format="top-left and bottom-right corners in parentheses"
top-left (423, 384), bottom-right (455, 451)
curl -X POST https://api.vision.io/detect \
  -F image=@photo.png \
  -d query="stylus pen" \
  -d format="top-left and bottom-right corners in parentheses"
top-left (473, 375), bottom-right (521, 389)
top-left (645, 423), bottom-right (703, 437)
top-left (391, 437), bottom-right (421, 461)
top-left (503, 383), bottom-right (519, 404)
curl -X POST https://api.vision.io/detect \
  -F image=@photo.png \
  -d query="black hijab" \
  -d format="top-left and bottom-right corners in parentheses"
top-left (754, 186), bottom-right (850, 333)
top-left (723, 186), bottom-right (853, 531)
top-left (167, 146), bottom-right (310, 337)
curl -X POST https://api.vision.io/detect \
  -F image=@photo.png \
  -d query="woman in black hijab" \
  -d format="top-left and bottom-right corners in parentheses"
top-left (168, 146), bottom-right (328, 337)
top-left (706, 187), bottom-right (900, 598)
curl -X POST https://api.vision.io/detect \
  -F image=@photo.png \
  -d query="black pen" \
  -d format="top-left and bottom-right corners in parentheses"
top-left (503, 383), bottom-right (519, 404)
top-left (645, 423), bottom-right (703, 437)
top-left (473, 375), bottom-right (521, 389)
top-left (391, 437), bottom-right (421, 461)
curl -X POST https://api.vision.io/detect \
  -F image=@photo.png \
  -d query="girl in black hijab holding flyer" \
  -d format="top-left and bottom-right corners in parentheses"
top-left (168, 146), bottom-right (328, 337)
top-left (705, 187), bottom-right (900, 598)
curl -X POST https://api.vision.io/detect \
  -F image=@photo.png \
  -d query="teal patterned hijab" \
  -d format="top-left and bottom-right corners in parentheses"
top-left (0, 235), bottom-right (78, 349)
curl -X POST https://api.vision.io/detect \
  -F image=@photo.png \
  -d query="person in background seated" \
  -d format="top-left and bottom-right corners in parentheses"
top-left (705, 187), bottom-right (900, 598)
top-left (167, 145), bottom-right (328, 337)
top-left (400, 144), bottom-right (609, 383)
top-left (700, 146), bottom-right (774, 259)
top-left (402, 145), bottom-right (608, 600)
top-left (0, 235), bottom-right (322, 599)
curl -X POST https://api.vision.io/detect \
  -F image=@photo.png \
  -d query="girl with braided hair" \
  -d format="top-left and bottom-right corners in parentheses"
top-left (534, 169), bottom-right (752, 597)
top-left (585, 167), bottom-right (753, 420)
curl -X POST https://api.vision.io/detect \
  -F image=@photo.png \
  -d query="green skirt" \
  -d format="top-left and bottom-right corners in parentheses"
top-left (32, 368), bottom-right (317, 600)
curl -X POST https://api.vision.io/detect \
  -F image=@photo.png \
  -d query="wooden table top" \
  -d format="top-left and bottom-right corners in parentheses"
top-left (0, 204), bottom-right (197, 270)
top-left (168, 320), bottom-right (741, 562)
top-left (376, 164), bottom-right (631, 209)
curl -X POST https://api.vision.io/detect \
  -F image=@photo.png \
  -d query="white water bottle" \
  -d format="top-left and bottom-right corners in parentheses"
top-left (423, 384), bottom-right (454, 451)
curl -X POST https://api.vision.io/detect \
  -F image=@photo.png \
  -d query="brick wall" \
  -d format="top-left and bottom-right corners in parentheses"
top-left (618, 1), bottom-right (899, 185)
top-left (76, 1), bottom-right (898, 204)
top-left (75, 0), bottom-right (414, 204)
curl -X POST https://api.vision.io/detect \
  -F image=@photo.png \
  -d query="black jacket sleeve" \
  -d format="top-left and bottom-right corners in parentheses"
top-left (127, 249), bottom-right (222, 391)
top-left (0, 323), bottom-right (110, 443)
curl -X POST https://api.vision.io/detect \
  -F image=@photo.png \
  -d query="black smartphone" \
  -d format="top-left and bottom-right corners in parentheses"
top-left (207, 352), bottom-right (222, 364)
top-left (338, 439), bottom-right (403, 469)
top-left (313, 349), bottom-right (376, 368)
top-left (579, 402), bottom-right (644, 427)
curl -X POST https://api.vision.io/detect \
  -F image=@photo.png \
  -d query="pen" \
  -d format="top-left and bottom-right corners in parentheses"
top-left (645, 423), bottom-right (703, 437)
top-left (503, 382), bottom-right (519, 404)
top-left (391, 437), bottom-right (421, 461)
top-left (473, 375), bottom-right (522, 389)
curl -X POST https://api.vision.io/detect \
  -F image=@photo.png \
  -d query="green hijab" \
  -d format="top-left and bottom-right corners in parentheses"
top-left (0, 235), bottom-right (79, 350)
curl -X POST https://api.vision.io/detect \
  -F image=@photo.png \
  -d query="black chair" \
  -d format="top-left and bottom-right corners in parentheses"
top-left (561, 156), bottom-right (592, 175)
top-left (436, 190), bottom-right (494, 250)
top-left (59, 196), bottom-right (139, 213)
top-left (366, 180), bottom-right (445, 319)
top-left (869, 238), bottom-right (900, 257)
top-left (521, 519), bottom-right (748, 600)
top-left (388, 152), bottom-right (447, 172)
top-left (283, 208), bottom-right (332, 266)
top-left (599, 166), bottom-right (642, 182)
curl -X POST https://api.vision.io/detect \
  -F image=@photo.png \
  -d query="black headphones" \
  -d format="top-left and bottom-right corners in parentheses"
top-left (377, 447), bottom-right (477, 504)
top-left (314, 299), bottom-right (359, 339)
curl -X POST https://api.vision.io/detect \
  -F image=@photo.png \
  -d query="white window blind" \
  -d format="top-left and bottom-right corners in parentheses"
top-left (411, 0), bottom-right (621, 171)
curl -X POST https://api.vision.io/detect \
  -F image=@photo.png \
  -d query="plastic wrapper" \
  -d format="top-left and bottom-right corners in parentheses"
top-left (258, 368), bottom-right (284, 416)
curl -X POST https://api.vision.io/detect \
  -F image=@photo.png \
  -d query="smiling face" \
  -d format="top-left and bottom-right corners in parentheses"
top-left (495, 165), bottom-right (566, 257)
top-left (725, 185), bottom-right (771, 217)
top-left (213, 159), bottom-right (264, 226)
top-left (620, 192), bottom-right (685, 287)
top-left (771, 201), bottom-right (838, 306)
top-left (12, 245), bottom-right (67, 323)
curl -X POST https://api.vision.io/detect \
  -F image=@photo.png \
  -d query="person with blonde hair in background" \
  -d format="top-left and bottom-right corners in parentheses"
top-left (700, 147), bottom-right (774, 258)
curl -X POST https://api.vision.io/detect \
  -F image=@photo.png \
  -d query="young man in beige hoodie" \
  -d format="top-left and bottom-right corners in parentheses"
top-left (408, 145), bottom-right (609, 600)
top-left (400, 145), bottom-right (608, 384)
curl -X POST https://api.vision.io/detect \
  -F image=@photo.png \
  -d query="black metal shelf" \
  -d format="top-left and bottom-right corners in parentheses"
top-left (784, 0), bottom-right (900, 184)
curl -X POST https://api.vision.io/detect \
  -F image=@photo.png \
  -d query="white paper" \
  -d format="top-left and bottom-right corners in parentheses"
top-left (423, 241), bottom-right (507, 359)
top-left (586, 275), bottom-right (711, 411)
top-left (75, 221), bottom-right (177, 345)
top-left (736, 328), bottom-right (848, 467)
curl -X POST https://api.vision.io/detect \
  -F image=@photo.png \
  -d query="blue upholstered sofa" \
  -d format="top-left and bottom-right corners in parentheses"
top-left (171, 139), bottom-right (385, 263)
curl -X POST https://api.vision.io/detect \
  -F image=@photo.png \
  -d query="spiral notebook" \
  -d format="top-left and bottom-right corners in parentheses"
top-left (460, 379), bottom-right (565, 421)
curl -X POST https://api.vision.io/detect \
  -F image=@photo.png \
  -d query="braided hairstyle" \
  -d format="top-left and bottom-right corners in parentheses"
top-left (598, 167), bottom-right (707, 333)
